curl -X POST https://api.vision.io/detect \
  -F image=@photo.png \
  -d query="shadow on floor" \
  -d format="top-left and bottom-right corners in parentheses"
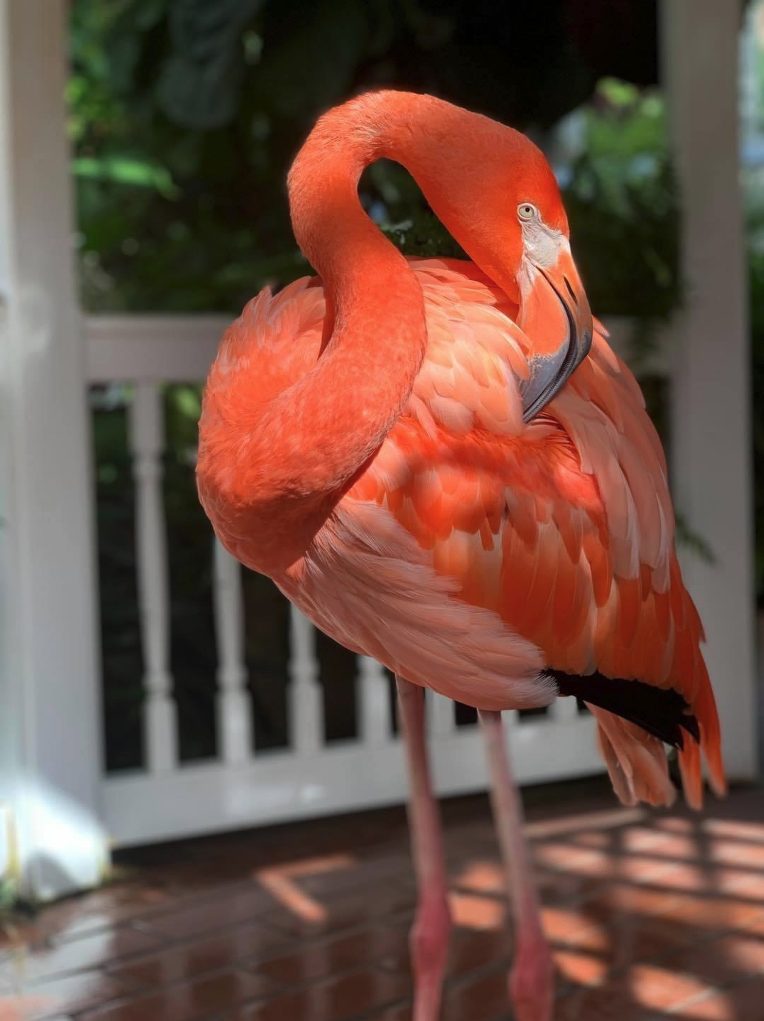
top-left (1, 776), bottom-right (763, 1020)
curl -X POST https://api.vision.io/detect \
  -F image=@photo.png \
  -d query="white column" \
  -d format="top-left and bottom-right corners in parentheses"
top-left (358, 656), bottom-right (392, 745)
top-left (551, 698), bottom-right (579, 723)
top-left (128, 383), bottom-right (178, 773)
top-left (213, 539), bottom-right (253, 763)
top-left (289, 607), bottom-right (322, 754)
top-left (660, 0), bottom-right (757, 779)
top-left (428, 691), bottom-right (457, 737)
top-left (0, 0), bottom-right (107, 898)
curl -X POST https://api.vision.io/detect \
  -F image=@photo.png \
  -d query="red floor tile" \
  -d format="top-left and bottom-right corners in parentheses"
top-left (0, 885), bottom-right (192, 956)
top-left (258, 885), bottom-right (417, 939)
top-left (447, 890), bottom-right (507, 931)
top-left (6, 971), bottom-right (135, 1020)
top-left (554, 948), bottom-right (608, 988)
top-left (440, 968), bottom-right (509, 1021)
top-left (107, 925), bottom-right (290, 987)
top-left (659, 931), bottom-right (764, 985)
top-left (669, 975), bottom-right (764, 1019)
top-left (134, 887), bottom-right (275, 941)
top-left (225, 967), bottom-right (410, 1020)
top-left (555, 982), bottom-right (649, 1021)
top-left (623, 962), bottom-right (720, 1011)
top-left (447, 928), bottom-right (511, 979)
top-left (365, 1006), bottom-right (412, 1021)
top-left (78, 970), bottom-right (277, 1021)
top-left (0, 927), bottom-right (163, 985)
top-left (253, 925), bottom-right (409, 985)
top-left (3, 783), bottom-right (764, 1021)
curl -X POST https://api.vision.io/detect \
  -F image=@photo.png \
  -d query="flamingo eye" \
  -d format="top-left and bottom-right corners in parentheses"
top-left (518, 203), bottom-right (538, 222)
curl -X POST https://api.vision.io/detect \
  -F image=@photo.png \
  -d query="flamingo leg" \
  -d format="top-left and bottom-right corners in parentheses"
top-left (396, 676), bottom-right (453, 1021)
top-left (478, 709), bottom-right (554, 1021)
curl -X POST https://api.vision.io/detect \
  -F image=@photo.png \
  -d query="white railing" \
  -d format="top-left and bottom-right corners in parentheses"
top-left (129, 382), bottom-right (177, 774)
top-left (85, 314), bottom-right (656, 848)
top-left (213, 541), bottom-right (253, 764)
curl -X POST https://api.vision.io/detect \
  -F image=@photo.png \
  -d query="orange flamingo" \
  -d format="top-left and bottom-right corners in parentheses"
top-left (197, 91), bottom-right (725, 1021)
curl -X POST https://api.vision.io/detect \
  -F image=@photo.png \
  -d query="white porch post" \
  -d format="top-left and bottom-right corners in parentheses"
top-left (660, 1), bottom-right (758, 779)
top-left (0, 0), bottom-right (108, 898)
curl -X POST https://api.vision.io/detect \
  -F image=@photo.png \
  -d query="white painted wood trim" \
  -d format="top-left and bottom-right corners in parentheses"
top-left (660, 0), bottom-right (758, 780)
top-left (358, 656), bottom-right (392, 746)
top-left (85, 314), bottom-right (228, 382)
top-left (128, 383), bottom-right (178, 773)
top-left (551, 697), bottom-right (581, 723)
top-left (213, 540), bottom-right (253, 763)
top-left (429, 691), bottom-right (457, 737)
top-left (0, 0), bottom-right (107, 899)
top-left (289, 607), bottom-right (323, 754)
top-left (103, 714), bottom-right (602, 848)
top-left (82, 313), bottom-right (669, 384)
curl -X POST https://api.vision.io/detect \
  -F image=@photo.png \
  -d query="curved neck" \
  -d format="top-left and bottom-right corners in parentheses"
top-left (235, 95), bottom-right (430, 573)
top-left (290, 91), bottom-right (528, 300)
top-left (219, 91), bottom-right (535, 574)
top-left (201, 91), bottom-right (568, 574)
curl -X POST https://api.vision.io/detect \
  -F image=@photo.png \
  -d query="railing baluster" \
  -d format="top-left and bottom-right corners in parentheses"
top-left (289, 606), bottom-right (322, 754)
top-left (503, 709), bottom-right (520, 732)
top-left (129, 382), bottom-right (177, 773)
top-left (552, 697), bottom-right (579, 723)
top-left (429, 691), bottom-right (457, 737)
top-left (213, 539), bottom-right (253, 763)
top-left (358, 656), bottom-right (391, 746)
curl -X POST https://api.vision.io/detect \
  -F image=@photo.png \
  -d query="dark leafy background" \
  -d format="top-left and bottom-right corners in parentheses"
top-left (71, 0), bottom-right (676, 317)
top-left (71, 0), bottom-right (758, 772)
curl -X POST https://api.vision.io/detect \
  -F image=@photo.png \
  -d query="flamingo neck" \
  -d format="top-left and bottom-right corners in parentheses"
top-left (230, 95), bottom-right (431, 573)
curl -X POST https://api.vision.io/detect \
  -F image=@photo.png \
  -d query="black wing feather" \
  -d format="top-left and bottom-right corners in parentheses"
top-left (547, 669), bottom-right (700, 750)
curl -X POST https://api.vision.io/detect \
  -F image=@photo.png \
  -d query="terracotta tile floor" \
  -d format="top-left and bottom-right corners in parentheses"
top-left (2, 778), bottom-right (764, 1020)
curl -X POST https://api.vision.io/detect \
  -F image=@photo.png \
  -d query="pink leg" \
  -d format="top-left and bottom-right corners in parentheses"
top-left (396, 676), bottom-right (453, 1021)
top-left (478, 709), bottom-right (554, 1021)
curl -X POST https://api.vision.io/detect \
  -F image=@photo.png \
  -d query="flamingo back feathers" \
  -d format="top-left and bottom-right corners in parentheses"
top-left (201, 257), bottom-right (725, 808)
top-left (350, 259), bottom-right (724, 806)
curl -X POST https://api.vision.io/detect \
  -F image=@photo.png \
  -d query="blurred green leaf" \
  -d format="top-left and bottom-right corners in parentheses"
top-left (675, 514), bottom-right (716, 565)
top-left (250, 0), bottom-right (368, 120)
top-left (157, 0), bottom-right (262, 129)
top-left (73, 155), bottom-right (180, 198)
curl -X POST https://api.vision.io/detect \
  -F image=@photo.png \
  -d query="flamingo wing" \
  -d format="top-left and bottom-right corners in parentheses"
top-left (202, 258), bottom-right (723, 808)
top-left (345, 259), bottom-right (723, 807)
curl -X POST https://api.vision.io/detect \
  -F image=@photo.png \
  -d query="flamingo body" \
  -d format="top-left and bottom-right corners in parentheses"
top-left (200, 255), bottom-right (723, 809)
top-left (197, 91), bottom-right (725, 1020)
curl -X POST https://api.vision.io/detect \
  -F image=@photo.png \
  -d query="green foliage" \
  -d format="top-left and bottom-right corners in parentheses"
top-left (94, 383), bottom-right (222, 768)
top-left (565, 81), bottom-right (680, 320)
top-left (91, 387), bottom-right (144, 771)
top-left (69, 2), bottom-right (680, 317)
top-left (157, 0), bottom-right (263, 130)
top-left (0, 876), bottom-right (17, 914)
top-left (368, 83), bottom-right (681, 324)
top-left (675, 514), bottom-right (716, 567)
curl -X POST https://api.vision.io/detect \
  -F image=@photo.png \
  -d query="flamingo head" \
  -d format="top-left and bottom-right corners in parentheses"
top-left (511, 192), bottom-right (594, 422)
top-left (411, 112), bottom-right (593, 421)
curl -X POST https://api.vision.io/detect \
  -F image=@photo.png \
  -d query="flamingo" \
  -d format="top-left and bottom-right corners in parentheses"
top-left (197, 90), bottom-right (725, 1021)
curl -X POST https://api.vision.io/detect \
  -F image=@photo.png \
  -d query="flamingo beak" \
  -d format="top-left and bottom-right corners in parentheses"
top-left (518, 243), bottom-right (593, 423)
